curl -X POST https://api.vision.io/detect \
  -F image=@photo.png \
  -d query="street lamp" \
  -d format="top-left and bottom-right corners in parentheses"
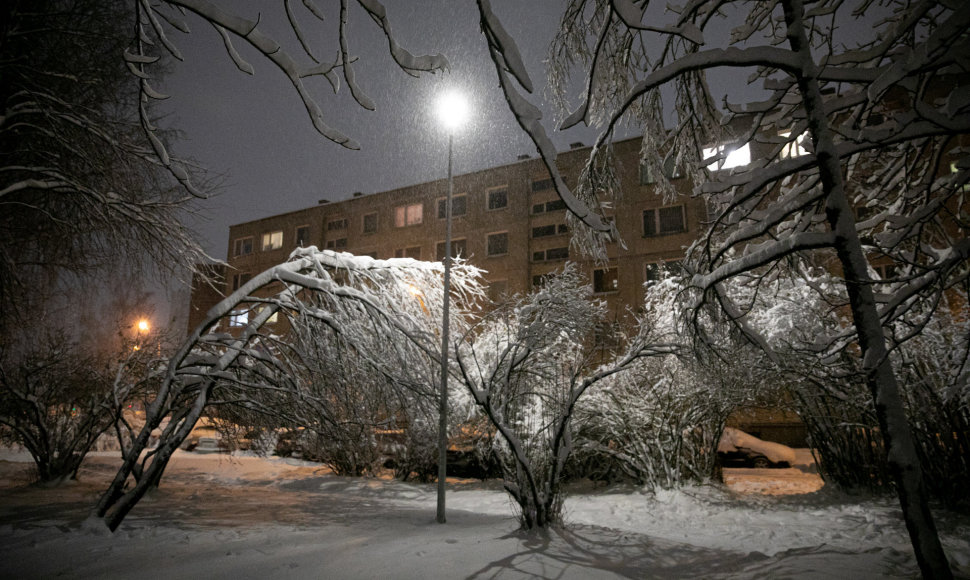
top-left (436, 90), bottom-right (468, 524)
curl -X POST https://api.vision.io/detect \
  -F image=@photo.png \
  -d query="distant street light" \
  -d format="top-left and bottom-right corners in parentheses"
top-left (137, 319), bottom-right (150, 333)
top-left (436, 90), bottom-right (468, 524)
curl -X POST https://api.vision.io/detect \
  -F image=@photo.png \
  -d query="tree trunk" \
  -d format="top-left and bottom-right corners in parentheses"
top-left (781, 1), bottom-right (952, 577)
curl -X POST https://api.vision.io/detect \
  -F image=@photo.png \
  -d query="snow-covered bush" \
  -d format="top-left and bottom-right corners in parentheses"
top-left (455, 265), bottom-right (676, 528)
top-left (570, 355), bottom-right (728, 488)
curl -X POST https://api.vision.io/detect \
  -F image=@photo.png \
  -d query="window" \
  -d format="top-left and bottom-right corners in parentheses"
top-left (261, 230), bottom-right (283, 250)
top-left (394, 203), bottom-right (423, 227)
top-left (702, 143), bottom-right (750, 170)
top-left (487, 232), bottom-right (509, 256)
top-left (394, 246), bottom-right (422, 259)
top-left (532, 274), bottom-right (550, 288)
top-left (531, 177), bottom-right (554, 192)
top-left (780, 131), bottom-right (810, 158)
top-left (256, 305), bottom-right (279, 325)
top-left (233, 237), bottom-right (253, 257)
top-left (487, 280), bottom-right (508, 303)
top-left (436, 238), bottom-right (467, 261)
top-left (639, 164), bottom-right (655, 185)
top-left (950, 162), bottom-right (970, 192)
top-left (231, 272), bottom-right (252, 291)
top-left (531, 199), bottom-right (567, 214)
top-left (645, 260), bottom-right (683, 283)
top-left (363, 212), bottom-right (378, 234)
top-left (662, 154), bottom-right (682, 179)
top-left (531, 223), bottom-right (567, 238)
top-left (487, 187), bottom-right (508, 210)
top-left (593, 268), bottom-right (618, 293)
top-left (533, 247), bottom-right (568, 262)
top-left (643, 205), bottom-right (686, 236)
top-left (295, 225), bottom-right (310, 247)
top-left (327, 218), bottom-right (348, 231)
top-left (229, 309), bottom-right (249, 327)
top-left (874, 263), bottom-right (898, 280)
top-left (437, 194), bottom-right (467, 219)
top-left (326, 238), bottom-right (348, 250)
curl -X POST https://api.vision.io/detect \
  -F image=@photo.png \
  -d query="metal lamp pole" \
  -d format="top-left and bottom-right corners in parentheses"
top-left (436, 129), bottom-right (454, 524)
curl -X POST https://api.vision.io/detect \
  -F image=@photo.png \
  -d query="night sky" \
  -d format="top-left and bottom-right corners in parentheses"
top-left (156, 1), bottom-right (604, 261)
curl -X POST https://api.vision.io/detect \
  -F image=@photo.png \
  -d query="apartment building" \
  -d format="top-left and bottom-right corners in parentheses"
top-left (188, 136), bottom-right (706, 332)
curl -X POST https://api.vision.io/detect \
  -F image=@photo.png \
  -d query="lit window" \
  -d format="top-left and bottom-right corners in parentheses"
top-left (437, 194), bottom-right (467, 219)
top-left (643, 206), bottom-right (686, 236)
top-left (487, 232), bottom-right (509, 256)
top-left (780, 131), bottom-right (810, 158)
top-left (261, 231), bottom-right (283, 250)
top-left (363, 212), bottom-right (378, 234)
top-left (233, 237), bottom-right (253, 256)
top-left (436, 239), bottom-right (467, 261)
top-left (593, 268), bottom-right (618, 293)
top-left (295, 225), bottom-right (310, 247)
top-left (487, 187), bottom-right (508, 210)
top-left (229, 309), bottom-right (249, 327)
top-left (702, 143), bottom-right (750, 170)
top-left (395, 203), bottom-right (423, 227)
top-left (950, 162), bottom-right (970, 192)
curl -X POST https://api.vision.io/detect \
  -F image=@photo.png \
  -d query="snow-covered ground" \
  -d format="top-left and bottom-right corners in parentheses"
top-left (1, 448), bottom-right (967, 579)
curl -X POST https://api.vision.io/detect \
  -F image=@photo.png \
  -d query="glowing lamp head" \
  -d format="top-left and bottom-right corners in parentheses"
top-left (437, 91), bottom-right (469, 132)
top-left (137, 319), bottom-right (150, 333)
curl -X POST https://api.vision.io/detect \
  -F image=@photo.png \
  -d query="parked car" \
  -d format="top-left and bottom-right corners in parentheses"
top-left (191, 436), bottom-right (223, 454)
top-left (717, 427), bottom-right (796, 468)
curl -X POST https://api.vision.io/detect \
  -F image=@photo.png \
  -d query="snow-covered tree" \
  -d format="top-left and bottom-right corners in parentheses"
top-left (0, 0), bottom-right (210, 329)
top-left (0, 303), bottom-right (168, 484)
top-left (453, 265), bottom-right (676, 528)
top-left (94, 248), bottom-right (484, 530)
top-left (541, 1), bottom-right (967, 576)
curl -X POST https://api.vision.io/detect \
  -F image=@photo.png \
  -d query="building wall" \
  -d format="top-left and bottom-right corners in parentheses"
top-left (215, 136), bottom-right (702, 327)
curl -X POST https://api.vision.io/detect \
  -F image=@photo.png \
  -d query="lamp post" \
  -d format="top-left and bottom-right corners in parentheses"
top-left (436, 90), bottom-right (467, 524)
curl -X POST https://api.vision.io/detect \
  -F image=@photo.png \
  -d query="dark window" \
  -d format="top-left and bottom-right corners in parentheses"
top-left (545, 199), bottom-right (566, 212)
top-left (487, 232), bottom-right (509, 256)
top-left (532, 203), bottom-right (545, 214)
top-left (639, 164), bottom-right (655, 185)
top-left (663, 154), bottom-right (682, 179)
top-left (643, 209), bottom-right (656, 237)
top-left (534, 248), bottom-right (569, 262)
top-left (645, 261), bottom-right (683, 283)
top-left (531, 178), bottom-right (554, 192)
top-left (295, 226), bottom-right (310, 247)
top-left (532, 225), bottom-right (557, 238)
top-left (394, 246), bottom-right (422, 259)
top-left (326, 238), bottom-right (348, 249)
top-left (233, 237), bottom-right (253, 256)
top-left (363, 212), bottom-right (378, 234)
top-left (644, 205), bottom-right (686, 236)
top-left (658, 206), bottom-right (686, 234)
top-left (437, 194), bottom-right (467, 219)
top-left (231, 272), bottom-right (252, 291)
top-left (546, 247), bottom-right (569, 261)
top-left (488, 188), bottom-right (508, 210)
top-left (593, 268), bottom-right (618, 293)
top-left (436, 239), bottom-right (467, 261)
top-left (488, 280), bottom-right (508, 303)
top-left (327, 218), bottom-right (348, 231)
